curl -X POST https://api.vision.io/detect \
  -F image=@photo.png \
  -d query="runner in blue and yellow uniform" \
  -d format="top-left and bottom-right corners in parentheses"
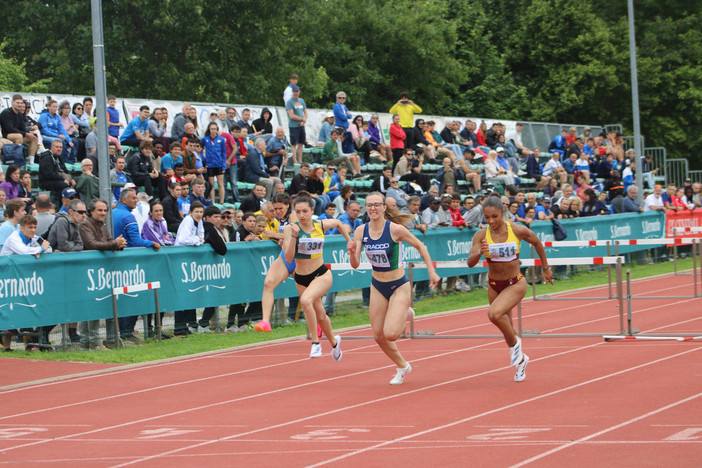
top-left (283, 194), bottom-right (353, 359)
top-left (254, 193), bottom-right (299, 332)
top-left (349, 192), bottom-right (440, 385)
top-left (467, 194), bottom-right (553, 382)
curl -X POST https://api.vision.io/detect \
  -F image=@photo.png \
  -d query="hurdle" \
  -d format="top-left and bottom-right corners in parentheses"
top-left (672, 227), bottom-right (702, 275)
top-left (111, 281), bottom-right (162, 348)
top-left (336, 256), bottom-right (627, 340)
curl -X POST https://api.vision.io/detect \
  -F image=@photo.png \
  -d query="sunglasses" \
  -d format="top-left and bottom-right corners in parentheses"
top-left (75, 106), bottom-right (83, 110)
top-left (75, 210), bottom-right (87, 215)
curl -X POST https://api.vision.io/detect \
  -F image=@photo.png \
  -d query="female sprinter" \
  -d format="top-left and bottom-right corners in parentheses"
top-left (254, 193), bottom-right (299, 332)
top-left (467, 194), bottom-right (553, 382)
top-left (349, 192), bottom-right (440, 384)
top-left (283, 195), bottom-right (353, 359)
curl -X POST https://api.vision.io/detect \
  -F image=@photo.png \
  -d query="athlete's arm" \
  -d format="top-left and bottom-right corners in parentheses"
top-left (283, 223), bottom-right (298, 264)
top-left (467, 229), bottom-right (487, 268)
top-left (349, 224), bottom-right (364, 269)
top-left (392, 223), bottom-right (440, 288)
top-left (327, 219), bottom-right (354, 247)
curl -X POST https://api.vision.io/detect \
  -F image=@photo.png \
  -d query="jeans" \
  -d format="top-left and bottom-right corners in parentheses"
top-left (314, 194), bottom-right (331, 215)
top-left (226, 164), bottom-right (240, 202)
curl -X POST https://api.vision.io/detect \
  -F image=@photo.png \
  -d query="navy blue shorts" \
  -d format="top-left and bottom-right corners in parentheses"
top-left (289, 126), bottom-right (306, 146)
top-left (371, 275), bottom-right (409, 300)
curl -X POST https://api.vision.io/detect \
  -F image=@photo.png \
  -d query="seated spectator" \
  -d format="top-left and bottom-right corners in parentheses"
top-left (569, 196), bottom-right (582, 217)
top-left (484, 150), bottom-right (514, 186)
top-left (370, 165), bottom-right (392, 195)
top-left (386, 177), bottom-right (411, 209)
top-left (241, 138), bottom-right (282, 198)
top-left (394, 148), bottom-right (431, 192)
top-left (127, 141), bottom-right (160, 197)
top-left (159, 182), bottom-right (182, 231)
top-left (640, 153), bottom-right (659, 189)
top-left (682, 186), bottom-right (696, 210)
top-left (160, 141), bottom-right (184, 179)
top-left (436, 157), bottom-right (461, 195)
top-left (621, 160), bottom-right (636, 193)
top-left (317, 111), bottom-right (335, 146)
top-left (402, 195), bottom-right (427, 234)
top-left (148, 107), bottom-right (170, 152)
top-left (0, 165), bottom-right (22, 201)
top-left (251, 107), bottom-right (274, 136)
top-left (448, 193), bottom-right (466, 228)
top-left (421, 195), bottom-right (450, 229)
top-left (580, 188), bottom-right (609, 216)
top-left (692, 182), bottom-right (702, 208)
top-left (328, 200), bottom-right (362, 235)
top-left (322, 164), bottom-right (341, 200)
top-left (622, 185), bottom-right (643, 213)
top-left (542, 149), bottom-right (568, 186)
top-left (240, 182), bottom-right (267, 214)
top-left (307, 166), bottom-right (331, 216)
top-left (264, 127), bottom-right (289, 176)
top-left (131, 191), bottom-right (151, 233)
top-left (548, 129), bottom-right (568, 155)
top-left (109, 155), bottom-right (131, 204)
top-left (322, 129), bottom-right (361, 177)
top-left (349, 115), bottom-right (373, 162)
top-left (171, 102), bottom-right (192, 142)
top-left (39, 100), bottom-right (78, 163)
top-left (460, 195), bottom-right (475, 215)
top-left (38, 140), bottom-right (75, 197)
top-left (367, 114), bottom-right (390, 163)
top-left (58, 100), bottom-right (86, 161)
top-left (574, 152), bottom-right (591, 183)
top-left (539, 196), bottom-right (553, 220)
top-left (525, 149), bottom-right (551, 190)
top-left (643, 185), bottom-right (665, 212)
top-left (76, 158), bottom-right (100, 204)
top-left (506, 122), bottom-right (533, 157)
top-left (672, 187), bottom-right (694, 211)
top-left (187, 177), bottom-right (213, 208)
top-left (424, 120), bottom-right (458, 162)
top-left (565, 136), bottom-right (583, 161)
top-left (0, 94), bottom-right (38, 161)
top-left (288, 162), bottom-right (310, 196)
top-left (317, 203), bottom-right (337, 227)
top-left (179, 122), bottom-right (199, 149)
top-left (0, 200), bottom-right (26, 249)
top-left (420, 185), bottom-right (440, 211)
top-left (574, 172), bottom-right (593, 201)
top-left (333, 184), bottom-right (354, 216)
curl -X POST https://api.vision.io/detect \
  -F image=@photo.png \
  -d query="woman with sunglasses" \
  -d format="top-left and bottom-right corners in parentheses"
top-left (349, 191), bottom-right (439, 384)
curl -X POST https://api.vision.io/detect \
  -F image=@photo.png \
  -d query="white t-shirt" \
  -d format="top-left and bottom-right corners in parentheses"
top-left (643, 193), bottom-right (664, 212)
top-left (543, 159), bottom-right (561, 176)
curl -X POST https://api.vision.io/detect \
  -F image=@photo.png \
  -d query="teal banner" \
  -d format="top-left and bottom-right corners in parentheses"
top-left (0, 212), bottom-right (665, 329)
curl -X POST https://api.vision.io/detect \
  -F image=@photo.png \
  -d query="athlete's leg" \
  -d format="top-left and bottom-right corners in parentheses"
top-left (369, 285), bottom-right (407, 368)
top-left (261, 257), bottom-right (291, 323)
top-left (297, 271), bottom-right (336, 346)
top-left (311, 294), bottom-right (336, 347)
top-left (487, 279), bottom-right (527, 347)
top-left (384, 281), bottom-right (412, 341)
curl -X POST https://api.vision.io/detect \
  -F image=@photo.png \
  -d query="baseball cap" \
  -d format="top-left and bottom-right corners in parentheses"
top-left (542, 196), bottom-right (551, 203)
top-left (123, 182), bottom-right (137, 190)
top-left (291, 85), bottom-right (300, 92)
top-left (325, 111), bottom-right (333, 119)
top-left (429, 196), bottom-right (441, 204)
top-left (496, 147), bottom-right (505, 153)
top-left (61, 188), bottom-right (77, 199)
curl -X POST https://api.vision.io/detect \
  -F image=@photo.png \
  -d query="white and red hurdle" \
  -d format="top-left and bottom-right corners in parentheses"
top-left (111, 281), bottom-right (162, 348)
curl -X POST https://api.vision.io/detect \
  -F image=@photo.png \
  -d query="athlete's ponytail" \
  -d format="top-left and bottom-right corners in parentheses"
top-left (366, 191), bottom-right (414, 225)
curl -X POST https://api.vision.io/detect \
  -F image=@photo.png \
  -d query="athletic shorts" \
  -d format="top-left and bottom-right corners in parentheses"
top-left (487, 273), bottom-right (524, 294)
top-left (207, 167), bottom-right (223, 178)
top-left (289, 126), bottom-right (306, 146)
top-left (294, 264), bottom-right (329, 288)
top-left (371, 275), bottom-right (409, 300)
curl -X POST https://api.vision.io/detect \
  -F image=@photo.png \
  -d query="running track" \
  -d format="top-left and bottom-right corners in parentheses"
top-left (0, 272), bottom-right (700, 467)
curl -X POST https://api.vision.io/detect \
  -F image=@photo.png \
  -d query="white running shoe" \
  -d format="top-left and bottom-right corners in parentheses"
top-left (509, 336), bottom-right (523, 366)
top-left (514, 354), bottom-right (529, 382)
top-left (390, 363), bottom-right (412, 385)
top-left (331, 335), bottom-right (342, 362)
top-left (197, 326), bottom-right (211, 333)
top-left (310, 342), bottom-right (322, 358)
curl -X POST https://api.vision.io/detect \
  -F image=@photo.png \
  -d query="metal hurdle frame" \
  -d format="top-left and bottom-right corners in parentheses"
top-left (672, 227), bottom-right (702, 276)
top-left (111, 281), bottom-right (162, 348)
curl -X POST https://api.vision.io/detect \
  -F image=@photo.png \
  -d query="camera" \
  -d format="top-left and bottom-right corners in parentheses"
top-left (400, 100), bottom-right (409, 104)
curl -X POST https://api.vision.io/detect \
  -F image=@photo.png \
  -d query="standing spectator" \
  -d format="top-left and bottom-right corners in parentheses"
top-left (389, 92), bottom-right (422, 149)
top-left (622, 185), bottom-right (643, 213)
top-left (0, 200), bottom-right (26, 250)
top-left (197, 206), bottom-right (229, 331)
top-left (389, 113), bottom-right (407, 172)
top-left (286, 86), bottom-right (308, 165)
top-left (224, 107), bottom-right (238, 132)
top-left (47, 199), bottom-right (85, 252)
top-left (105, 95), bottom-right (123, 140)
top-left (161, 182), bottom-right (184, 232)
top-left (127, 141), bottom-right (160, 197)
top-left (76, 159), bottom-right (100, 204)
top-left (283, 73), bottom-right (298, 104)
top-left (131, 192), bottom-right (151, 233)
top-left (173, 201), bottom-right (206, 335)
top-left (109, 155), bottom-right (131, 204)
top-left (78, 200), bottom-right (126, 350)
top-left (1, 214), bottom-right (51, 258)
top-left (333, 91), bottom-right (352, 130)
top-left (234, 211), bottom-right (259, 242)
top-left (34, 194), bottom-right (55, 237)
top-left (187, 177), bottom-right (214, 208)
top-left (201, 122), bottom-right (227, 203)
top-left (0, 94), bottom-right (38, 160)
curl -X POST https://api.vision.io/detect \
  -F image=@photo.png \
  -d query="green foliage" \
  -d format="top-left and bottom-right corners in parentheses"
top-left (2, 0), bottom-right (702, 164)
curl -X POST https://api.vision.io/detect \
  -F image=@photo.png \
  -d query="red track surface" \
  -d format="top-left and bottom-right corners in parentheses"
top-left (0, 272), bottom-right (701, 467)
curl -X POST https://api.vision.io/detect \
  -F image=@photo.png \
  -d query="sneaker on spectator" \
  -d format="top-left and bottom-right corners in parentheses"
top-left (197, 326), bottom-right (211, 334)
top-left (514, 354), bottom-right (529, 382)
top-left (254, 320), bottom-right (272, 332)
top-left (310, 342), bottom-right (322, 358)
top-left (123, 334), bottom-right (142, 343)
top-left (239, 324), bottom-right (252, 332)
top-left (509, 336), bottom-right (523, 366)
top-left (390, 363), bottom-right (412, 385)
top-left (188, 326), bottom-right (198, 334)
top-left (91, 344), bottom-right (109, 351)
top-left (102, 339), bottom-right (119, 349)
top-left (331, 335), bottom-right (342, 361)
top-left (173, 329), bottom-right (192, 337)
top-left (225, 325), bottom-right (241, 333)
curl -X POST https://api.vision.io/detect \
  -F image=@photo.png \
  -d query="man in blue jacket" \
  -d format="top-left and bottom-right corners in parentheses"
top-left (38, 99), bottom-right (77, 163)
top-left (333, 91), bottom-right (352, 129)
top-left (112, 188), bottom-right (160, 341)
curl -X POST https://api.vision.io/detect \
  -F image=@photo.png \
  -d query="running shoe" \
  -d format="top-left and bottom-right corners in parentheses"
top-left (197, 326), bottom-right (212, 334)
top-left (390, 363), bottom-right (412, 385)
top-left (509, 336), bottom-right (523, 366)
top-left (331, 335), bottom-right (342, 362)
top-left (514, 354), bottom-right (529, 382)
top-left (317, 325), bottom-right (323, 339)
top-left (310, 342), bottom-right (322, 358)
top-left (253, 320), bottom-right (272, 332)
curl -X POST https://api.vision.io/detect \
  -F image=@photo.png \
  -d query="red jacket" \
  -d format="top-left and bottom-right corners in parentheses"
top-left (390, 123), bottom-right (406, 150)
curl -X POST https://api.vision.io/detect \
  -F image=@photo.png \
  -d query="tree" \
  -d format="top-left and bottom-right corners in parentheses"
top-left (0, 41), bottom-right (51, 93)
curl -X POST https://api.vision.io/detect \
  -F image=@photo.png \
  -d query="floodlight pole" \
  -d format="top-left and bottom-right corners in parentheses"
top-left (628, 0), bottom-right (644, 205)
top-left (90, 0), bottom-right (113, 233)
